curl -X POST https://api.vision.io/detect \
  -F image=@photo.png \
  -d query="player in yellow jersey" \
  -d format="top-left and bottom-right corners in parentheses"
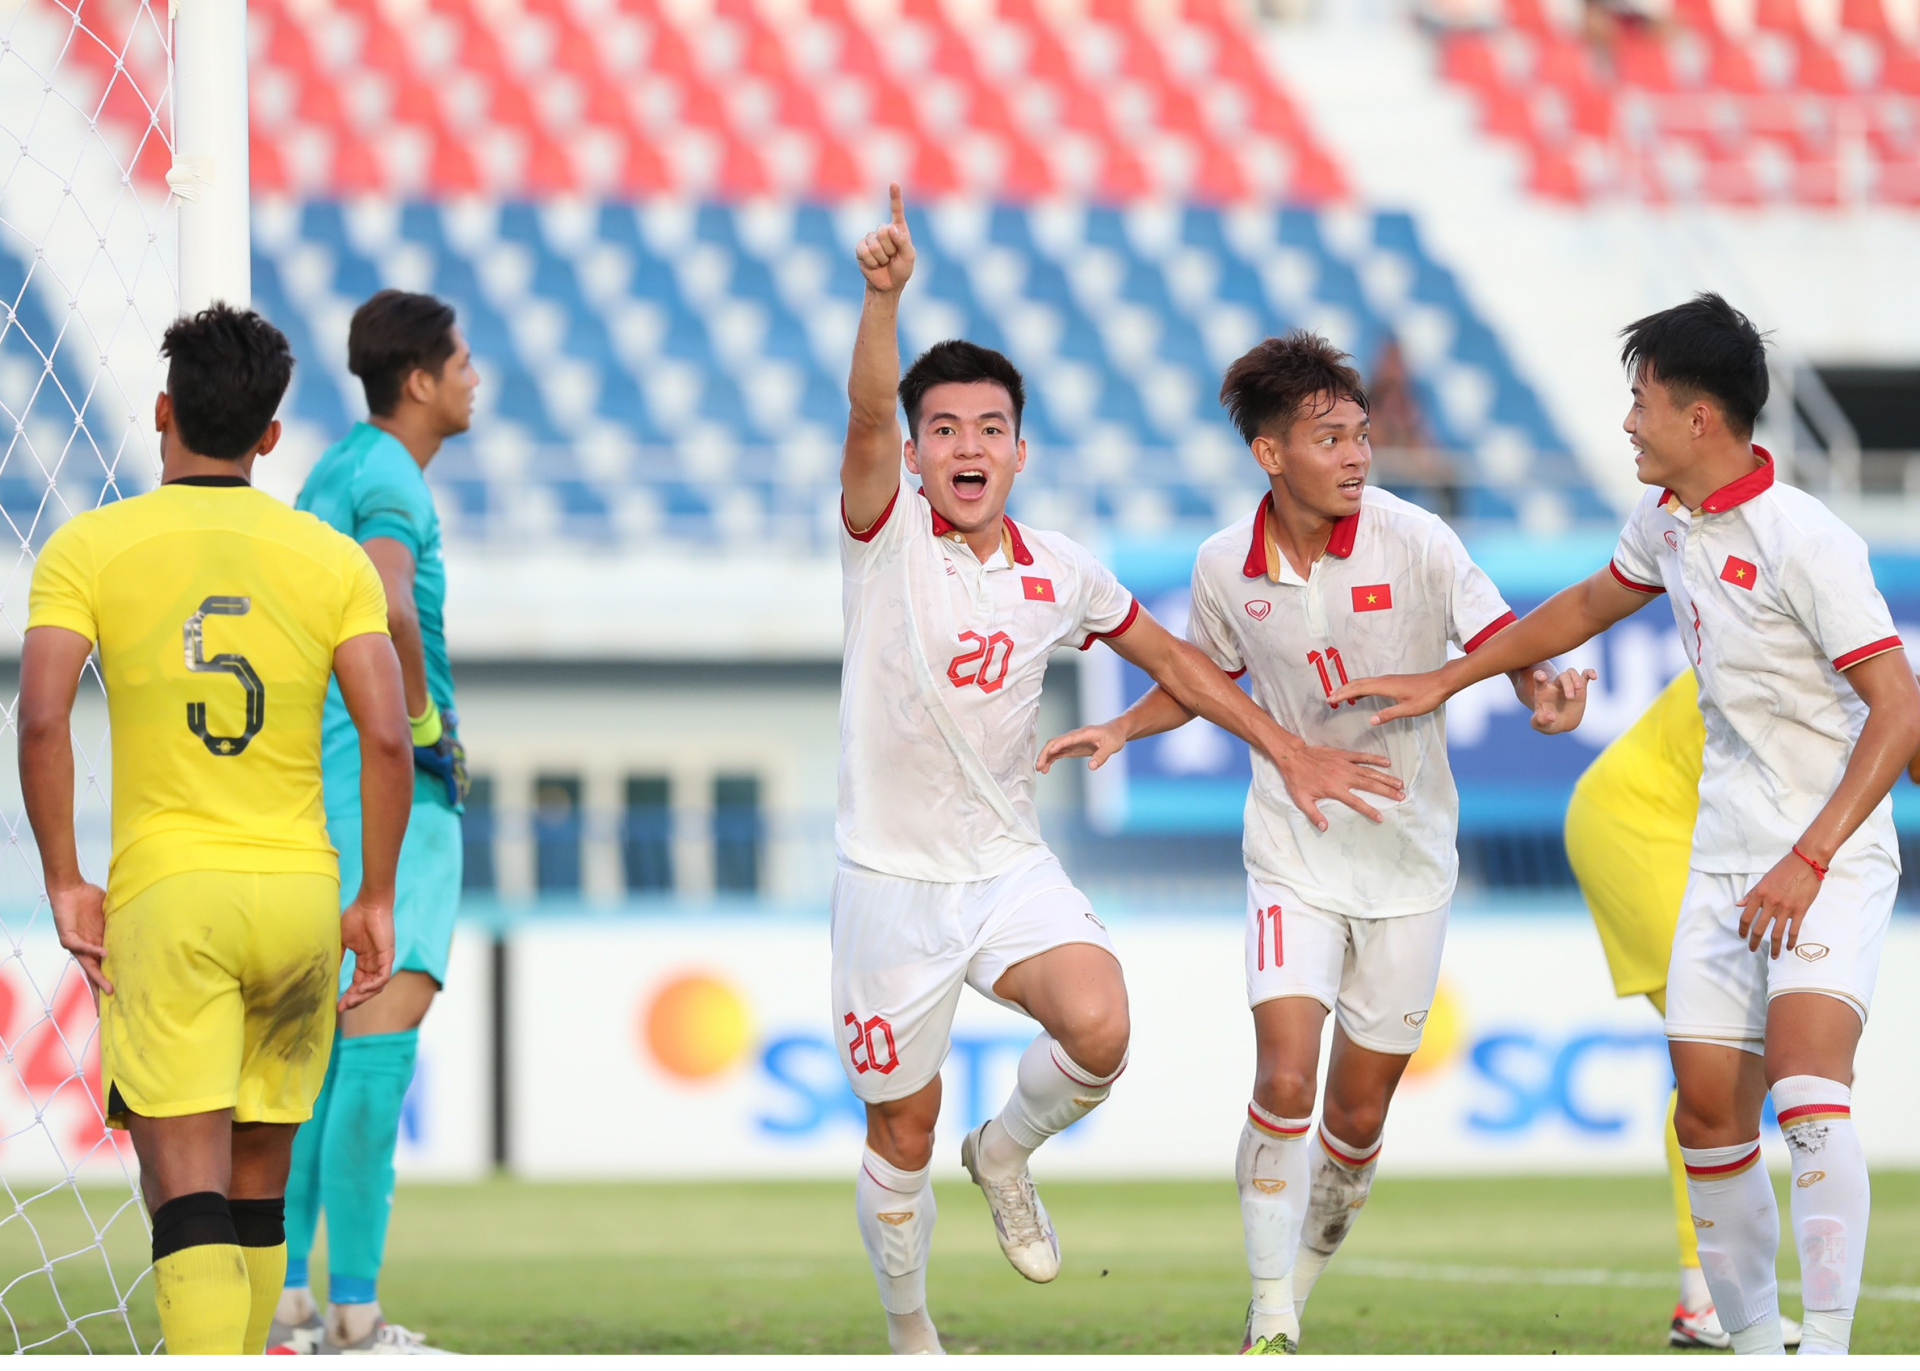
top-left (19, 306), bottom-right (416, 1355)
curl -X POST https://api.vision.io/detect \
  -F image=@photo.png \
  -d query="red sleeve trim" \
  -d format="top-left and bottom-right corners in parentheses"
top-left (1227, 667), bottom-right (1248, 680)
top-left (1461, 609), bottom-right (1518, 655)
top-left (1079, 597), bottom-right (1141, 651)
top-left (1608, 560), bottom-right (1665, 596)
top-left (842, 486), bottom-right (900, 543)
top-left (1832, 636), bottom-right (1903, 672)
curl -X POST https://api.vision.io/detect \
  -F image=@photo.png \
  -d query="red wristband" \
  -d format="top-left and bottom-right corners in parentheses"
top-left (1792, 846), bottom-right (1828, 881)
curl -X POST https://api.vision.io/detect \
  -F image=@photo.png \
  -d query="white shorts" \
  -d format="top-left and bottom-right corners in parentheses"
top-left (1244, 874), bottom-right (1449, 1056)
top-left (829, 851), bottom-right (1117, 1104)
top-left (1665, 849), bottom-right (1897, 1054)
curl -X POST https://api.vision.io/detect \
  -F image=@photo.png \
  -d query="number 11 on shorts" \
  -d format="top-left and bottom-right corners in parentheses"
top-left (1255, 904), bottom-right (1283, 970)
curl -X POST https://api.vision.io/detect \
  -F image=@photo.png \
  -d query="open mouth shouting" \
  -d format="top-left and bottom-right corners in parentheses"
top-left (1336, 474), bottom-right (1366, 499)
top-left (952, 468), bottom-right (990, 501)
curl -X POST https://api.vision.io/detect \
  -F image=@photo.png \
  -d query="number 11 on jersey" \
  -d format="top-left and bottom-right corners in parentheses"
top-left (1308, 646), bottom-right (1349, 708)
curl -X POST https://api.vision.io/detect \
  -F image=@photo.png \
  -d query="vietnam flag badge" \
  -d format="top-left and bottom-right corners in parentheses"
top-left (1022, 576), bottom-right (1055, 602)
top-left (1351, 583), bottom-right (1393, 612)
top-left (1720, 555), bottom-right (1757, 590)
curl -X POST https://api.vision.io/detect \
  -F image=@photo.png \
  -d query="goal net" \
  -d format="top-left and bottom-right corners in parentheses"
top-left (0, 0), bottom-right (181, 1351)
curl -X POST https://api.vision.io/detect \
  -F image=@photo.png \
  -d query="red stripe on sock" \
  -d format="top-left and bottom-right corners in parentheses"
top-left (1684, 1145), bottom-right (1761, 1178)
top-left (862, 1162), bottom-right (918, 1194)
top-left (1247, 1105), bottom-right (1309, 1139)
top-left (1048, 1042), bottom-right (1122, 1088)
top-left (1777, 1103), bottom-right (1850, 1126)
top-left (1318, 1126), bottom-right (1381, 1168)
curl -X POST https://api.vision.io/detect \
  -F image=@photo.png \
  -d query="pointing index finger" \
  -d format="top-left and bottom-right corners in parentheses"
top-left (889, 182), bottom-right (906, 228)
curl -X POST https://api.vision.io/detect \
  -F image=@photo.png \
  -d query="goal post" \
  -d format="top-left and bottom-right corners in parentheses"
top-left (0, 0), bottom-right (250, 1352)
top-left (169, 0), bottom-right (249, 313)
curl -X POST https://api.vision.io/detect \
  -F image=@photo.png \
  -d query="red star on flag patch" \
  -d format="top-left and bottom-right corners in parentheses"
top-left (1022, 576), bottom-right (1055, 602)
top-left (1720, 556), bottom-right (1757, 590)
top-left (1351, 584), bottom-right (1392, 612)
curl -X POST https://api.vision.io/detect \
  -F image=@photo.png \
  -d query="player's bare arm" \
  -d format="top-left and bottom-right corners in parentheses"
top-left (1332, 566), bottom-right (1655, 725)
top-left (843, 183), bottom-right (915, 534)
top-left (332, 630), bottom-right (414, 1010)
top-left (1737, 648), bottom-right (1920, 959)
top-left (362, 536), bottom-right (430, 717)
top-left (18, 624), bottom-right (111, 994)
top-left (1093, 615), bottom-right (1407, 829)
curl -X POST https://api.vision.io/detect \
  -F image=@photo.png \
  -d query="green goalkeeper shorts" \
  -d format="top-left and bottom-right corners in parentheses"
top-left (330, 795), bottom-right (464, 991)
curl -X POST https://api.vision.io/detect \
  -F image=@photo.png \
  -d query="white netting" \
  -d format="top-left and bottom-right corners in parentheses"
top-left (0, 0), bottom-right (176, 1352)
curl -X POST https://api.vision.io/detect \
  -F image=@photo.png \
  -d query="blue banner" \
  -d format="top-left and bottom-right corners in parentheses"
top-left (1083, 530), bottom-right (1920, 836)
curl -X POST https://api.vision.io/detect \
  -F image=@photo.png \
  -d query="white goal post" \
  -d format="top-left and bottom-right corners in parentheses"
top-left (0, 0), bottom-right (250, 1351)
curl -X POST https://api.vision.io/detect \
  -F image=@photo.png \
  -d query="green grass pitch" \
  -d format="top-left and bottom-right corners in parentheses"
top-left (3, 1172), bottom-right (1915, 1353)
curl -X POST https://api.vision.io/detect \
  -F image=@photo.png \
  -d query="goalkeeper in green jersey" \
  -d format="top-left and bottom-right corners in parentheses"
top-left (271, 290), bottom-right (476, 1355)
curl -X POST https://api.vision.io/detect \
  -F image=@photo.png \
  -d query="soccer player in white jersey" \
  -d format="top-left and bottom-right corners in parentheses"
top-left (1040, 333), bottom-right (1590, 1354)
top-left (1332, 294), bottom-right (1920, 1357)
top-left (838, 189), bottom-right (1409, 1356)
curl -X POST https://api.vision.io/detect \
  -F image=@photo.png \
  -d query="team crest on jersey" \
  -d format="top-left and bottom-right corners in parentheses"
top-left (1664, 530), bottom-right (1680, 550)
top-left (1245, 600), bottom-right (1271, 621)
top-left (1794, 942), bottom-right (1830, 962)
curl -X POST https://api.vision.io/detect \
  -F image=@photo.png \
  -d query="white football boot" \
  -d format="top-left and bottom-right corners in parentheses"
top-left (960, 1124), bottom-right (1060, 1283)
top-left (319, 1320), bottom-right (452, 1354)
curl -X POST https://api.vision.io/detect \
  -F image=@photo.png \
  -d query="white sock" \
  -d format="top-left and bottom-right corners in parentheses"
top-left (977, 1035), bottom-right (1125, 1181)
top-left (1292, 1124), bottom-right (1382, 1315)
top-left (1729, 1316), bottom-right (1788, 1356)
top-left (1773, 1075), bottom-right (1867, 1355)
top-left (1799, 1310), bottom-right (1853, 1357)
top-left (275, 1285), bottom-right (318, 1326)
top-left (1679, 1265), bottom-right (1711, 1312)
top-left (856, 1147), bottom-right (940, 1351)
top-left (1680, 1138), bottom-right (1782, 1348)
top-left (325, 1300), bottom-right (381, 1346)
top-left (1238, 1102), bottom-right (1311, 1341)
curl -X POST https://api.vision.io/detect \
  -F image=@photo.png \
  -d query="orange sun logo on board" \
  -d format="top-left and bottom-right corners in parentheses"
top-left (639, 971), bottom-right (755, 1083)
top-left (1401, 980), bottom-right (1465, 1082)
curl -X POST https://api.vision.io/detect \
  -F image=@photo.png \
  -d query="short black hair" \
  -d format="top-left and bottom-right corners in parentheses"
top-left (1219, 331), bottom-right (1369, 446)
top-left (348, 289), bottom-right (459, 417)
top-left (898, 339), bottom-right (1025, 442)
top-left (1619, 292), bottom-right (1769, 439)
top-left (161, 304), bottom-right (294, 460)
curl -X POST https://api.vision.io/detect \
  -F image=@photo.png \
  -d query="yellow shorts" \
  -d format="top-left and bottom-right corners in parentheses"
top-left (1563, 791), bottom-right (1690, 1000)
top-left (99, 870), bottom-right (340, 1129)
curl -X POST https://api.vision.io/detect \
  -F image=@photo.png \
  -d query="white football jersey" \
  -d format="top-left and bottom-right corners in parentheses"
top-left (1187, 488), bottom-right (1516, 919)
top-left (838, 487), bottom-right (1139, 883)
top-left (1608, 448), bottom-right (1903, 874)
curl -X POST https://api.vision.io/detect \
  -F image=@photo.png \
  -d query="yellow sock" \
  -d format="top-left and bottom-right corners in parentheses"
top-left (240, 1243), bottom-right (288, 1354)
top-left (152, 1243), bottom-right (251, 1354)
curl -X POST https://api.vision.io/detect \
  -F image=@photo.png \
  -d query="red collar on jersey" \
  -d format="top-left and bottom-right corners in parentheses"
top-left (920, 489), bottom-right (1034, 566)
top-left (1661, 445), bottom-right (1776, 515)
top-left (1242, 492), bottom-right (1359, 579)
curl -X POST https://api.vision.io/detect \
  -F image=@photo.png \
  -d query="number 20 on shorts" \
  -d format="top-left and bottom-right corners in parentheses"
top-left (1255, 904), bottom-right (1283, 970)
top-left (844, 1013), bottom-right (899, 1075)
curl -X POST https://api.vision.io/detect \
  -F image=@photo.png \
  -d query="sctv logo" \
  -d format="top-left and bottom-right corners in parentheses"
top-left (636, 970), bottom-right (1031, 1139)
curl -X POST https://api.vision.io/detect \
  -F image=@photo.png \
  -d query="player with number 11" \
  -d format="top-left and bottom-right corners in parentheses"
top-left (1041, 333), bottom-right (1590, 1354)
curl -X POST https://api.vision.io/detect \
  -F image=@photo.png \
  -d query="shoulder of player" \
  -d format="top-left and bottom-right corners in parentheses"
top-left (1745, 485), bottom-right (1869, 568)
top-left (1013, 522), bottom-right (1102, 577)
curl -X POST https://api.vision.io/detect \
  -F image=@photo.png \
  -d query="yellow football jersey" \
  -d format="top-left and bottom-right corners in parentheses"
top-left (28, 479), bottom-right (389, 907)
top-left (1565, 669), bottom-right (1705, 997)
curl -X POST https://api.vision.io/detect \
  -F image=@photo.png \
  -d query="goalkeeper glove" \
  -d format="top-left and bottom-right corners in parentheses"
top-left (410, 700), bottom-right (470, 808)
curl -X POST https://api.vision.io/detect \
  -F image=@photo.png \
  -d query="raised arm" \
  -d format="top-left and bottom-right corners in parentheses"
top-left (331, 630), bottom-right (413, 1010)
top-left (1738, 649), bottom-right (1920, 958)
top-left (19, 626), bottom-right (111, 992)
top-left (1331, 566), bottom-right (1656, 724)
top-left (1091, 614), bottom-right (1406, 829)
top-left (843, 183), bottom-right (916, 534)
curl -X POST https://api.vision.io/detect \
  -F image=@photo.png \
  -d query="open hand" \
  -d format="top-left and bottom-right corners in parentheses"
top-left (1737, 853), bottom-right (1823, 960)
top-left (338, 890), bottom-right (396, 1012)
top-left (1327, 670), bottom-right (1450, 726)
top-left (1276, 744), bottom-right (1405, 830)
top-left (1037, 722), bottom-right (1127, 774)
top-left (50, 881), bottom-right (111, 995)
top-left (854, 184), bottom-right (915, 295)
top-left (1530, 667), bottom-right (1598, 735)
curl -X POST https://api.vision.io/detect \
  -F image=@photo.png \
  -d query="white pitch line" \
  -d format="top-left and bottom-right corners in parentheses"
top-left (1339, 1259), bottom-right (1920, 1304)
